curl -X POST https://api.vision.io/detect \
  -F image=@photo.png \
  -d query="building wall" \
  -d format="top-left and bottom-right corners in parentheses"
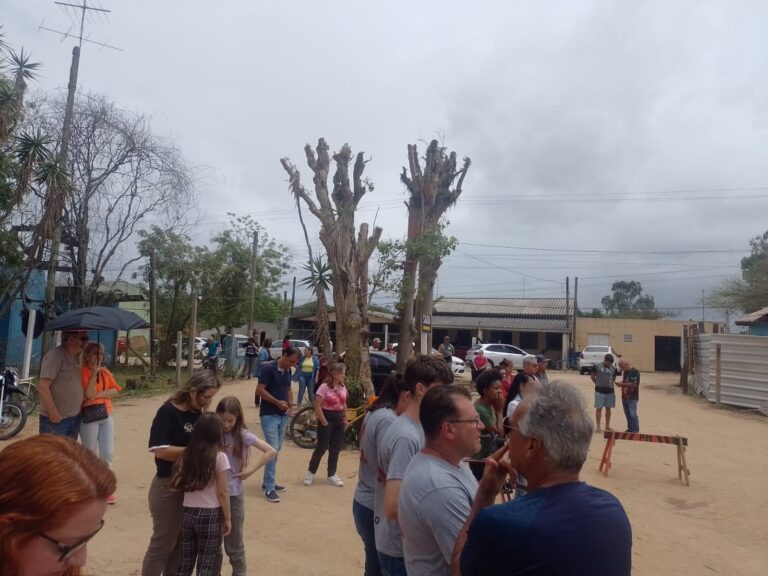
top-left (576, 318), bottom-right (721, 372)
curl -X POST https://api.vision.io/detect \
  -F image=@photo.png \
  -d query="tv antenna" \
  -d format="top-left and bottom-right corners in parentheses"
top-left (38, 1), bottom-right (123, 52)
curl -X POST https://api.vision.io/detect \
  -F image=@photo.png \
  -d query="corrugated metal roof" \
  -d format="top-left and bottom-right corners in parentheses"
top-left (433, 298), bottom-right (573, 318)
top-left (735, 306), bottom-right (768, 326)
top-left (431, 315), bottom-right (568, 333)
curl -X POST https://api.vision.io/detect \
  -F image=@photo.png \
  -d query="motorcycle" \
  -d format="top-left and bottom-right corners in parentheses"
top-left (0, 367), bottom-right (29, 440)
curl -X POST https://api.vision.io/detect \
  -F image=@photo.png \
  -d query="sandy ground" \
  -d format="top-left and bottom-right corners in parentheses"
top-left (11, 371), bottom-right (768, 575)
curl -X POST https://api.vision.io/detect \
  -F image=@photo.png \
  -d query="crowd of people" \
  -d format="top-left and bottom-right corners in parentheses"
top-left (0, 332), bottom-right (640, 576)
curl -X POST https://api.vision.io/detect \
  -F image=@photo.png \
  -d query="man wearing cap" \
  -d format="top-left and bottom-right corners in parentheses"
top-left (535, 354), bottom-right (550, 385)
top-left (38, 330), bottom-right (89, 438)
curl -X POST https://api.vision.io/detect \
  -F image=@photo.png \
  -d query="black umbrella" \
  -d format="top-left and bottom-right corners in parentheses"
top-left (44, 306), bottom-right (149, 332)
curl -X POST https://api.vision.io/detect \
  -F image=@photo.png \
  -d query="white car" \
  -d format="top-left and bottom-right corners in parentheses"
top-left (578, 345), bottom-right (620, 374)
top-left (465, 343), bottom-right (529, 368)
top-left (269, 339), bottom-right (314, 358)
top-left (390, 344), bottom-right (465, 374)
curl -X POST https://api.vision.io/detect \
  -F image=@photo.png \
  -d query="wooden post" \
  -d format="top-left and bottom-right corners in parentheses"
top-left (715, 343), bottom-right (722, 408)
top-left (175, 331), bottom-right (183, 387)
top-left (680, 326), bottom-right (689, 393)
top-left (188, 293), bottom-right (198, 378)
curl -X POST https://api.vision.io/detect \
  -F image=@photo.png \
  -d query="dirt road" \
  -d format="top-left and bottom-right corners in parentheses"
top-left (13, 371), bottom-right (768, 575)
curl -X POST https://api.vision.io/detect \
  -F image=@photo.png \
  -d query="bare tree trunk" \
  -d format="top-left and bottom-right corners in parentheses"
top-left (396, 254), bottom-right (418, 372)
top-left (399, 141), bottom-right (470, 360)
top-left (281, 139), bottom-right (382, 392)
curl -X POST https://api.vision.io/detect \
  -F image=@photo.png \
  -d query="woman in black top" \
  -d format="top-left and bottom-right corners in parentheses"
top-left (141, 371), bottom-right (221, 576)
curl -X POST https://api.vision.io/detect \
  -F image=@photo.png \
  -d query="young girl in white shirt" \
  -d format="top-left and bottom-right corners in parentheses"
top-left (171, 413), bottom-right (231, 576)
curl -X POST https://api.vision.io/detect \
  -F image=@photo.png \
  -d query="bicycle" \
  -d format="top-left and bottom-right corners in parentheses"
top-left (556, 353), bottom-right (579, 371)
top-left (288, 400), bottom-right (369, 450)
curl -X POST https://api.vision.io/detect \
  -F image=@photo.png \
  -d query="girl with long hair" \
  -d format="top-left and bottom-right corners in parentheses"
top-left (142, 371), bottom-right (221, 576)
top-left (171, 413), bottom-right (231, 576)
top-left (0, 435), bottom-right (116, 576)
top-left (80, 341), bottom-right (121, 504)
top-left (303, 362), bottom-right (348, 488)
top-left (215, 397), bottom-right (277, 576)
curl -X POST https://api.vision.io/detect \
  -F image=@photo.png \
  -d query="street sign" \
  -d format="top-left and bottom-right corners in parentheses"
top-left (421, 314), bottom-right (432, 333)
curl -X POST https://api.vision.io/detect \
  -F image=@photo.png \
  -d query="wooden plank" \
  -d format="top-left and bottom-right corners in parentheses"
top-left (602, 431), bottom-right (688, 446)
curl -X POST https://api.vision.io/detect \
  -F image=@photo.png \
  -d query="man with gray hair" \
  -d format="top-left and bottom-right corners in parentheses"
top-left (453, 381), bottom-right (632, 576)
top-left (510, 354), bottom-right (538, 393)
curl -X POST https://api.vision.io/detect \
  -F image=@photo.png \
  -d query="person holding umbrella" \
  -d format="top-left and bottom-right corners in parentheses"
top-left (38, 329), bottom-right (89, 438)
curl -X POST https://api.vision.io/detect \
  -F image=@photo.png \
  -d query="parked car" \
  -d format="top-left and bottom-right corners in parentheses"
top-left (269, 338), bottom-right (314, 358)
top-left (464, 343), bottom-right (529, 368)
top-left (390, 343), bottom-right (465, 375)
top-left (369, 350), bottom-right (397, 394)
top-left (577, 345), bottom-right (620, 374)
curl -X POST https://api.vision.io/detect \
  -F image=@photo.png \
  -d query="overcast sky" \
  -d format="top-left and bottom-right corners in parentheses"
top-left (5, 0), bottom-right (768, 319)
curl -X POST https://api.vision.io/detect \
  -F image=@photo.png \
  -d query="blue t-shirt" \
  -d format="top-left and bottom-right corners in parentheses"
top-left (258, 361), bottom-right (292, 417)
top-left (204, 341), bottom-right (220, 357)
top-left (461, 482), bottom-right (631, 576)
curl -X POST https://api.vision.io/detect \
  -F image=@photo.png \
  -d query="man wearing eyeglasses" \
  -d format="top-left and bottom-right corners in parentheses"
top-left (38, 329), bottom-right (89, 438)
top-left (398, 385), bottom-right (479, 576)
top-left (452, 382), bottom-right (632, 576)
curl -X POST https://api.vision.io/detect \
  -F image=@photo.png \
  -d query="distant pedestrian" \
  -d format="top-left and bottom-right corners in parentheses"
top-left (617, 359), bottom-right (640, 433)
top-left (535, 354), bottom-right (550, 384)
top-left (253, 338), bottom-right (272, 406)
top-left (470, 350), bottom-right (489, 383)
top-left (498, 359), bottom-right (515, 399)
top-left (281, 335), bottom-right (291, 353)
top-left (370, 338), bottom-right (382, 352)
top-left (243, 338), bottom-right (258, 379)
top-left (591, 354), bottom-right (619, 433)
top-left (294, 346), bottom-right (319, 405)
top-left (437, 336), bottom-right (455, 364)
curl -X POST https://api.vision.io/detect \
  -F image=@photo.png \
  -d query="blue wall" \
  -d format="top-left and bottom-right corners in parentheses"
top-left (748, 325), bottom-right (768, 336)
top-left (0, 270), bottom-right (46, 371)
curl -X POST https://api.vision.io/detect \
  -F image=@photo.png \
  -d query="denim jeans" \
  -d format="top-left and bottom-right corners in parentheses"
top-left (260, 413), bottom-right (288, 492)
top-left (622, 399), bottom-right (640, 432)
top-left (377, 552), bottom-right (407, 576)
top-left (80, 414), bottom-right (115, 467)
top-left (353, 499), bottom-right (382, 576)
top-left (39, 414), bottom-right (81, 439)
top-left (296, 372), bottom-right (315, 405)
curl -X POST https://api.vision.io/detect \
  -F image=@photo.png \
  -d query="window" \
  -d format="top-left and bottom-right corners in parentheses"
top-left (545, 333), bottom-right (561, 350)
top-left (487, 345), bottom-right (505, 352)
top-left (585, 346), bottom-right (609, 353)
top-left (519, 332), bottom-right (538, 350)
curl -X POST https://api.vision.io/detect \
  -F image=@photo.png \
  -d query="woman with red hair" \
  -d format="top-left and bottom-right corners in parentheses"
top-left (0, 435), bottom-right (116, 576)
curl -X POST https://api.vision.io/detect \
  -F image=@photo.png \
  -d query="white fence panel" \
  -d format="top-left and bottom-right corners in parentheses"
top-left (693, 333), bottom-right (768, 410)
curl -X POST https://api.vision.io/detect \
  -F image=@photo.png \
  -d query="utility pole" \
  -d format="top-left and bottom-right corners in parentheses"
top-left (188, 293), bottom-right (198, 378)
top-left (247, 231), bottom-right (258, 337)
top-left (149, 249), bottom-right (157, 376)
top-left (40, 1), bottom-right (121, 355)
top-left (701, 289), bottom-right (705, 322)
top-left (572, 276), bottom-right (578, 354)
top-left (565, 276), bottom-right (570, 363)
top-left (290, 276), bottom-right (296, 317)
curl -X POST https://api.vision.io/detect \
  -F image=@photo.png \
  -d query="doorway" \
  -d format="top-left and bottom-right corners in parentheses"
top-left (654, 336), bottom-right (681, 372)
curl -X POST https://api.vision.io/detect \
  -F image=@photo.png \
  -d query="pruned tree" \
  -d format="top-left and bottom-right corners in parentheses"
top-left (397, 140), bottom-right (470, 370)
top-left (281, 139), bottom-right (382, 393)
top-left (27, 92), bottom-right (195, 307)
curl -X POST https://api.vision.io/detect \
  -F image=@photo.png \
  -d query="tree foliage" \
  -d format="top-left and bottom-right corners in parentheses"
top-left (708, 230), bottom-right (768, 313)
top-left (600, 280), bottom-right (668, 319)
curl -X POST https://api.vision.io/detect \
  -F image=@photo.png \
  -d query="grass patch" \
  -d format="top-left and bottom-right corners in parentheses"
top-left (110, 366), bottom-right (179, 400)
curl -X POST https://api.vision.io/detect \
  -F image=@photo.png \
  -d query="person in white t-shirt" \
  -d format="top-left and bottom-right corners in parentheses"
top-left (171, 413), bottom-right (232, 576)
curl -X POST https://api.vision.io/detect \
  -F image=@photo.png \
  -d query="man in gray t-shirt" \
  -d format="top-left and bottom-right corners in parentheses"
top-left (38, 329), bottom-right (88, 439)
top-left (399, 385), bottom-right (479, 576)
top-left (373, 354), bottom-right (454, 576)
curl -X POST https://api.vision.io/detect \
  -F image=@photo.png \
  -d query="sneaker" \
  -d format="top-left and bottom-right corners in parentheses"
top-left (264, 490), bottom-right (281, 503)
top-left (107, 494), bottom-right (117, 505)
top-left (326, 475), bottom-right (344, 487)
top-left (262, 484), bottom-right (286, 492)
top-left (303, 472), bottom-right (314, 486)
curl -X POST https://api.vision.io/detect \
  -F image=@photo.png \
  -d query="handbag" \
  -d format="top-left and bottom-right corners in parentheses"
top-left (81, 402), bottom-right (109, 423)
